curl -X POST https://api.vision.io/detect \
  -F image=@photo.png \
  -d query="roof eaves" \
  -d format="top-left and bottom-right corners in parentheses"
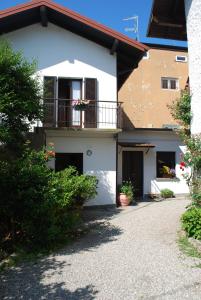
top-left (0, 0), bottom-right (149, 52)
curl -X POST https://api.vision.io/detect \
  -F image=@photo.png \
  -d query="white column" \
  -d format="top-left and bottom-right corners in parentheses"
top-left (185, 0), bottom-right (201, 134)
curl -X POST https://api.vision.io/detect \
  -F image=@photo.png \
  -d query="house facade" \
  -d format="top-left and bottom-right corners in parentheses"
top-left (118, 44), bottom-right (189, 197)
top-left (0, 0), bottom-right (147, 205)
top-left (148, 0), bottom-right (201, 135)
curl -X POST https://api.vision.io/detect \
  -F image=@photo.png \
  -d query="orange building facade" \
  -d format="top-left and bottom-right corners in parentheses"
top-left (119, 44), bottom-right (188, 129)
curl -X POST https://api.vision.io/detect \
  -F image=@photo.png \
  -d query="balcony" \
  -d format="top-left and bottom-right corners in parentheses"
top-left (43, 99), bottom-right (122, 129)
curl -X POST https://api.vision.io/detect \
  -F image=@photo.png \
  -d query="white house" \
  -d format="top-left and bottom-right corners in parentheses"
top-left (0, 0), bottom-right (147, 205)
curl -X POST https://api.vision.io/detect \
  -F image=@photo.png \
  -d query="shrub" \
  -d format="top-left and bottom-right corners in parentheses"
top-left (160, 188), bottom-right (174, 198)
top-left (0, 148), bottom-right (97, 252)
top-left (181, 207), bottom-right (201, 240)
top-left (50, 167), bottom-right (98, 208)
top-left (169, 90), bottom-right (191, 128)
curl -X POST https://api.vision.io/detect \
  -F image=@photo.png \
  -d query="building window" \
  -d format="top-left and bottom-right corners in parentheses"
top-left (55, 153), bottom-right (83, 174)
top-left (143, 51), bottom-right (149, 59)
top-left (161, 77), bottom-right (178, 90)
top-left (176, 55), bottom-right (187, 63)
top-left (156, 152), bottom-right (176, 178)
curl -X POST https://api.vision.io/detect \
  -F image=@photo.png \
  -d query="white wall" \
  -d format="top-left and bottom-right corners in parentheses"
top-left (118, 131), bottom-right (190, 196)
top-left (185, 0), bottom-right (201, 134)
top-left (46, 133), bottom-right (117, 206)
top-left (4, 23), bottom-right (117, 129)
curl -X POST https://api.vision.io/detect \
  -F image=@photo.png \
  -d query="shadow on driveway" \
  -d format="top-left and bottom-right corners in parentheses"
top-left (0, 214), bottom-right (123, 299)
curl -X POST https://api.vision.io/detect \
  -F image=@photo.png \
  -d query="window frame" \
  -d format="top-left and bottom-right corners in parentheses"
top-left (175, 55), bottom-right (188, 63)
top-left (156, 151), bottom-right (176, 179)
top-left (143, 51), bottom-right (149, 60)
top-left (161, 77), bottom-right (179, 90)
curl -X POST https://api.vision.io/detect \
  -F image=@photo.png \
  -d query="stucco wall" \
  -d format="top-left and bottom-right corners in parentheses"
top-left (4, 23), bottom-right (117, 103)
top-left (46, 132), bottom-right (117, 206)
top-left (118, 131), bottom-right (189, 196)
top-left (119, 47), bottom-right (188, 129)
top-left (185, 0), bottom-right (201, 134)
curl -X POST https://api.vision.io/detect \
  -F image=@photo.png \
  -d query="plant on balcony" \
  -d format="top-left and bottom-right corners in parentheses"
top-left (72, 99), bottom-right (90, 111)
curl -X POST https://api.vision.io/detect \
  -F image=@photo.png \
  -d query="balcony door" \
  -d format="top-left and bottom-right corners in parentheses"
top-left (58, 79), bottom-right (82, 127)
top-left (43, 77), bottom-right (97, 128)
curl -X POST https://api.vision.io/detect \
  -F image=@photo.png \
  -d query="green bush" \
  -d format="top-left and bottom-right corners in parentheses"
top-left (50, 167), bottom-right (98, 208)
top-left (0, 148), bottom-right (97, 252)
top-left (181, 207), bottom-right (201, 240)
top-left (160, 188), bottom-right (174, 198)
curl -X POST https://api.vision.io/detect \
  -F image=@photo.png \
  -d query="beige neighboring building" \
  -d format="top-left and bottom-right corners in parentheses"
top-left (117, 44), bottom-right (190, 198)
top-left (119, 44), bottom-right (188, 129)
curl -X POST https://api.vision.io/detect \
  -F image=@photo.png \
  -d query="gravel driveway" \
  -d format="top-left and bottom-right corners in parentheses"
top-left (1, 198), bottom-right (201, 300)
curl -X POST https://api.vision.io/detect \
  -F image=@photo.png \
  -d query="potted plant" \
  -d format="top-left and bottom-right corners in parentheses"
top-left (72, 99), bottom-right (90, 111)
top-left (118, 181), bottom-right (134, 206)
top-left (161, 166), bottom-right (176, 178)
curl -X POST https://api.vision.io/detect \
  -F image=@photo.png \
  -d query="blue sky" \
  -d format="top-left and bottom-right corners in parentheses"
top-left (0, 0), bottom-right (187, 47)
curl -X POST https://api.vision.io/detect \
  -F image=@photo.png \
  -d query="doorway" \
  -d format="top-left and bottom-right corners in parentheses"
top-left (58, 79), bottom-right (82, 127)
top-left (122, 151), bottom-right (143, 198)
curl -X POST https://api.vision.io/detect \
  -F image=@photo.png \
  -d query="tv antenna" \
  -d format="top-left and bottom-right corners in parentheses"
top-left (123, 15), bottom-right (139, 41)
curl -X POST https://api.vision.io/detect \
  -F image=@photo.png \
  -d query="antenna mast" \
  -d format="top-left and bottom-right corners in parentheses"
top-left (123, 16), bottom-right (139, 41)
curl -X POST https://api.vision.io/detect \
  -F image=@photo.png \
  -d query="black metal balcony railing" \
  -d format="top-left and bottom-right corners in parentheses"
top-left (43, 99), bottom-right (122, 129)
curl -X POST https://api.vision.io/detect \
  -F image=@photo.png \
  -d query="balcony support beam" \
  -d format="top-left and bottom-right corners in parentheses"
top-left (40, 5), bottom-right (48, 27)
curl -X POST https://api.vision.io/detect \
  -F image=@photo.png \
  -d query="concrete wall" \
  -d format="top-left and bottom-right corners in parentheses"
top-left (119, 47), bottom-right (188, 129)
top-left (185, 0), bottom-right (201, 134)
top-left (118, 130), bottom-right (189, 196)
top-left (46, 132), bottom-right (117, 206)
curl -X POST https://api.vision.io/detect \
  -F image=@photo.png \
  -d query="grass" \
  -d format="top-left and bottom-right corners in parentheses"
top-left (178, 234), bottom-right (201, 267)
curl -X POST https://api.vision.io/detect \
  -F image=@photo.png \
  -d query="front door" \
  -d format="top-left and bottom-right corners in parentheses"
top-left (122, 151), bottom-right (143, 198)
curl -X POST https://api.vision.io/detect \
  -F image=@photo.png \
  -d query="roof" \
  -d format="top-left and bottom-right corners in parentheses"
top-left (144, 43), bottom-right (187, 52)
top-left (0, 0), bottom-right (149, 75)
top-left (147, 0), bottom-right (187, 41)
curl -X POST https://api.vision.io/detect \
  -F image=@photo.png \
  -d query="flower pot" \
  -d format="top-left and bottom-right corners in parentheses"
top-left (162, 174), bottom-right (174, 179)
top-left (74, 103), bottom-right (88, 111)
top-left (118, 193), bottom-right (131, 206)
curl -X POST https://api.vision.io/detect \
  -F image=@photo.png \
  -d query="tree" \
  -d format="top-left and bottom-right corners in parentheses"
top-left (0, 40), bottom-right (43, 156)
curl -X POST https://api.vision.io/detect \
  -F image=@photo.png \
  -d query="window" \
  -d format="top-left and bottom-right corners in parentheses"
top-left (176, 55), bottom-right (187, 63)
top-left (161, 77), bottom-right (178, 90)
top-left (143, 51), bottom-right (149, 59)
top-left (55, 153), bottom-right (83, 174)
top-left (156, 152), bottom-right (176, 178)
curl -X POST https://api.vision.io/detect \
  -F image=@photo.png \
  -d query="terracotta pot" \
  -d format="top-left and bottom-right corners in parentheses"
top-left (118, 193), bottom-right (130, 206)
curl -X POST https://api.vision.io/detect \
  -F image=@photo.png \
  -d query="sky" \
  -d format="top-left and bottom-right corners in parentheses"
top-left (0, 0), bottom-right (187, 47)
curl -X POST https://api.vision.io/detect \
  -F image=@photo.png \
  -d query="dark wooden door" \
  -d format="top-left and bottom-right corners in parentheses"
top-left (122, 151), bottom-right (143, 198)
top-left (58, 79), bottom-right (71, 127)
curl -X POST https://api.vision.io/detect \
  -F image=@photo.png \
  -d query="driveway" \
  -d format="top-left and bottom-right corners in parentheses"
top-left (1, 198), bottom-right (201, 299)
